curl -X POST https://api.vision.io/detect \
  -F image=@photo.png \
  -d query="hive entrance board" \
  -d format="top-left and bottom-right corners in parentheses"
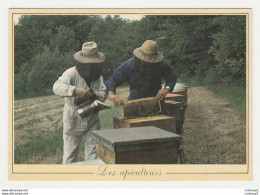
top-left (121, 97), bottom-right (161, 119)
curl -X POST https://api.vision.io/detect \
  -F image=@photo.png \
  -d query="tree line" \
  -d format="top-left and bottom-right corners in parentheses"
top-left (14, 15), bottom-right (246, 99)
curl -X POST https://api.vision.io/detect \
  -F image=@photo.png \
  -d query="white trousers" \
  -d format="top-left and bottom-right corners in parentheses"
top-left (62, 130), bottom-right (98, 164)
top-left (62, 110), bottom-right (100, 164)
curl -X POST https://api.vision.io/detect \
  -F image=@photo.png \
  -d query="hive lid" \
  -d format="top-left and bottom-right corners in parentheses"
top-left (166, 93), bottom-right (185, 98)
top-left (172, 90), bottom-right (186, 95)
top-left (173, 87), bottom-right (186, 90)
top-left (173, 87), bottom-right (186, 91)
top-left (175, 83), bottom-right (189, 88)
top-left (92, 126), bottom-right (181, 152)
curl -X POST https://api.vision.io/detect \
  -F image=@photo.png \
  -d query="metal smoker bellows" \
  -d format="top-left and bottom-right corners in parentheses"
top-left (74, 89), bottom-right (110, 119)
top-left (77, 100), bottom-right (110, 119)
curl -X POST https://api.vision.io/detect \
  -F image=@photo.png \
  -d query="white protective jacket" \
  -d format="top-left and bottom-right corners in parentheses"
top-left (53, 67), bottom-right (107, 136)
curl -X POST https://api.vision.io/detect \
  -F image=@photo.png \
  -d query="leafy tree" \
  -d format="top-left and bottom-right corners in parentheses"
top-left (15, 47), bottom-right (74, 97)
top-left (49, 25), bottom-right (80, 53)
top-left (14, 15), bottom-right (53, 73)
top-left (14, 14), bottom-right (247, 99)
top-left (147, 16), bottom-right (218, 78)
top-left (73, 16), bottom-right (102, 44)
top-left (88, 15), bottom-right (138, 78)
top-left (208, 15), bottom-right (246, 86)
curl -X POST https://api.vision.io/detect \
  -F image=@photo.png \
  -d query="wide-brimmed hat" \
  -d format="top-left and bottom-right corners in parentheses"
top-left (74, 42), bottom-right (105, 64)
top-left (133, 40), bottom-right (164, 63)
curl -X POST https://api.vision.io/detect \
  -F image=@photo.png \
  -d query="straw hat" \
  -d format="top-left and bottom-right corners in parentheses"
top-left (133, 40), bottom-right (164, 63)
top-left (74, 42), bottom-right (105, 64)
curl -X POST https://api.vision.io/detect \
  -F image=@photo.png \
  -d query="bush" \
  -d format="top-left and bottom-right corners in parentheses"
top-left (208, 16), bottom-right (246, 86)
top-left (15, 47), bottom-right (74, 98)
top-left (204, 67), bottom-right (222, 85)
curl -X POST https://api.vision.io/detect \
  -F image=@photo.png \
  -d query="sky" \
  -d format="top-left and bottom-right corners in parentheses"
top-left (13, 14), bottom-right (144, 24)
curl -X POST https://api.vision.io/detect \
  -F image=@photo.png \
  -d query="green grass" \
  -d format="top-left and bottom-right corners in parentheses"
top-left (14, 127), bottom-right (63, 164)
top-left (178, 75), bottom-right (246, 117)
top-left (99, 83), bottom-right (129, 129)
top-left (206, 84), bottom-right (246, 117)
top-left (100, 106), bottom-right (122, 129)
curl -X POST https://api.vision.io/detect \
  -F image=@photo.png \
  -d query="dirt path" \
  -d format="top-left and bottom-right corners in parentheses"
top-left (182, 87), bottom-right (246, 164)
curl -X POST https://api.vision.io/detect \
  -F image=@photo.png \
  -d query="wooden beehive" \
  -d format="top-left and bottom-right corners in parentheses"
top-left (114, 115), bottom-right (176, 133)
top-left (92, 126), bottom-right (181, 164)
top-left (164, 100), bottom-right (183, 120)
top-left (120, 97), bottom-right (161, 118)
top-left (174, 83), bottom-right (189, 93)
top-left (113, 97), bottom-right (176, 133)
top-left (165, 93), bottom-right (185, 105)
top-left (175, 83), bottom-right (189, 88)
top-left (172, 84), bottom-right (188, 107)
top-left (164, 96), bottom-right (186, 135)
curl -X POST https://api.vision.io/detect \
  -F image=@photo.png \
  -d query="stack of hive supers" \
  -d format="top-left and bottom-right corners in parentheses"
top-left (164, 83), bottom-right (189, 135)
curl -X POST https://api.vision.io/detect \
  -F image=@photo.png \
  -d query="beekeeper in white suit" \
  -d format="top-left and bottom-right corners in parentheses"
top-left (53, 42), bottom-right (107, 164)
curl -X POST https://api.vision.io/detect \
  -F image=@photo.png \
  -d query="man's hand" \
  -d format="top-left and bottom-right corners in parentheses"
top-left (108, 91), bottom-right (124, 106)
top-left (156, 87), bottom-right (170, 100)
top-left (74, 88), bottom-right (92, 99)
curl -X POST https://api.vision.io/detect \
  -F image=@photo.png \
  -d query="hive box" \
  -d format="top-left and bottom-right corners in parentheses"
top-left (120, 97), bottom-right (161, 118)
top-left (164, 98), bottom-right (186, 135)
top-left (175, 83), bottom-right (189, 88)
top-left (114, 97), bottom-right (176, 133)
top-left (165, 95), bottom-right (186, 122)
top-left (172, 83), bottom-right (189, 107)
top-left (174, 83), bottom-right (189, 94)
top-left (164, 100), bottom-right (183, 120)
top-left (113, 115), bottom-right (176, 133)
top-left (92, 126), bottom-right (181, 164)
top-left (165, 93), bottom-right (185, 105)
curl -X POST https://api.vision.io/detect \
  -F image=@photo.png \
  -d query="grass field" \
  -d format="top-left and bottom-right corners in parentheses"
top-left (206, 85), bottom-right (246, 117)
top-left (13, 84), bottom-right (246, 164)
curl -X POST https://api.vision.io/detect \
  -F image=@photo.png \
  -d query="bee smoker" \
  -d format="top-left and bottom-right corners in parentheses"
top-left (77, 100), bottom-right (110, 119)
top-left (74, 89), bottom-right (110, 119)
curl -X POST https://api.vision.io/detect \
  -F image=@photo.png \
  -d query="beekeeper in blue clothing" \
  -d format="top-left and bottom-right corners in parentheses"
top-left (53, 42), bottom-right (107, 164)
top-left (106, 40), bottom-right (177, 106)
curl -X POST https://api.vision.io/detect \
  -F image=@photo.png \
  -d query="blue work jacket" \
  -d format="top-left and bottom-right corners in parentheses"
top-left (105, 58), bottom-right (177, 100)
